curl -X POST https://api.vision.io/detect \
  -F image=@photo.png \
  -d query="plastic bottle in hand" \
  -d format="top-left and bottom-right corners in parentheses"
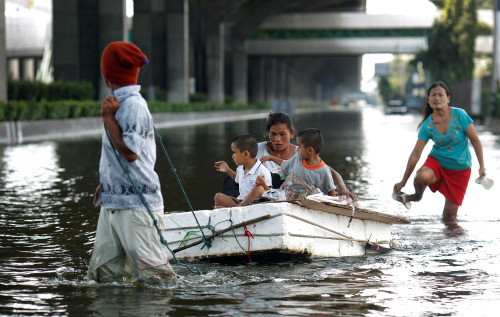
top-left (475, 176), bottom-right (494, 190)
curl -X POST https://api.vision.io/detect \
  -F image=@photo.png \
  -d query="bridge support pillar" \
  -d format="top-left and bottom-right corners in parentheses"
top-left (279, 60), bottom-right (289, 100)
top-left (289, 67), bottom-right (296, 101)
top-left (98, 0), bottom-right (127, 99)
top-left (259, 58), bottom-right (266, 103)
top-left (267, 57), bottom-right (277, 103)
top-left (133, 0), bottom-right (167, 101)
top-left (207, 24), bottom-right (225, 103)
top-left (53, 0), bottom-right (79, 82)
top-left (248, 56), bottom-right (290, 105)
top-left (232, 41), bottom-right (248, 104)
top-left (53, 0), bottom-right (126, 100)
top-left (8, 59), bottom-right (19, 80)
top-left (246, 57), bottom-right (264, 104)
top-left (0, 0), bottom-right (6, 103)
top-left (20, 58), bottom-right (35, 81)
top-left (166, 0), bottom-right (189, 103)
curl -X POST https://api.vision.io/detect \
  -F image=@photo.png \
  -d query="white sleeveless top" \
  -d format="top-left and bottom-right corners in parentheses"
top-left (256, 141), bottom-right (298, 174)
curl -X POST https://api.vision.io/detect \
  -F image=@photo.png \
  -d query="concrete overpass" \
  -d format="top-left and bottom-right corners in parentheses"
top-left (245, 11), bottom-right (493, 104)
top-left (246, 12), bottom-right (434, 105)
top-left (0, 1), bottom-right (494, 106)
top-left (248, 12), bottom-right (435, 55)
top-left (125, 0), bottom-right (368, 104)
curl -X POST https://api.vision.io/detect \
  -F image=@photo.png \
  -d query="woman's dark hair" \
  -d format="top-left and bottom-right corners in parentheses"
top-left (418, 81), bottom-right (451, 129)
top-left (265, 112), bottom-right (294, 133)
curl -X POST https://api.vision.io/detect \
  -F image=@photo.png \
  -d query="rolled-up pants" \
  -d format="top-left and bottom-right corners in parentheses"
top-left (87, 207), bottom-right (175, 283)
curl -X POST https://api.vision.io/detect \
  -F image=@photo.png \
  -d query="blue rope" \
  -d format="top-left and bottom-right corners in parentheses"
top-left (201, 216), bottom-right (216, 250)
top-left (104, 127), bottom-right (202, 275)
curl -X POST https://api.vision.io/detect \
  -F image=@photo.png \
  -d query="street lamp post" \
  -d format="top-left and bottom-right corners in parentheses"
top-left (492, 0), bottom-right (500, 117)
top-left (0, 0), bottom-right (7, 104)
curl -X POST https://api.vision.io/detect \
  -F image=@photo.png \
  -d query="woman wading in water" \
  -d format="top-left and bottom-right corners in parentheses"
top-left (393, 81), bottom-right (487, 224)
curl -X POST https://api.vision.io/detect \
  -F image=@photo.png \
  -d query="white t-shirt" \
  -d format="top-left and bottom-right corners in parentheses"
top-left (235, 159), bottom-right (272, 200)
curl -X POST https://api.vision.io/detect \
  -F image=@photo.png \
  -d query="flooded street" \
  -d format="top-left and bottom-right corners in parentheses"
top-left (1, 107), bottom-right (499, 316)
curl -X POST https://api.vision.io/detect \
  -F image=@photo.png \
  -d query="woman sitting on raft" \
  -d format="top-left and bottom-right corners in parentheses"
top-left (220, 112), bottom-right (357, 201)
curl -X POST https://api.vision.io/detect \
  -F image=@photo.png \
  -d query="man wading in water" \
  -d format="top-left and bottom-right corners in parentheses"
top-left (87, 42), bottom-right (175, 283)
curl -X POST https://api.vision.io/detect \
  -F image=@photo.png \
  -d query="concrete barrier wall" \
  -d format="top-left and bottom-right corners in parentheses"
top-left (0, 110), bottom-right (270, 144)
top-left (0, 121), bottom-right (16, 144)
top-left (0, 117), bottom-right (103, 144)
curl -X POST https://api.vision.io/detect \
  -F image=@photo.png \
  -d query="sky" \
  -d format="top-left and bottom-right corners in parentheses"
top-left (365, 0), bottom-right (437, 15)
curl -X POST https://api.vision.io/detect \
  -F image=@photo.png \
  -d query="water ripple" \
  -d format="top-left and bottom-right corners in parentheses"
top-left (1, 111), bottom-right (500, 316)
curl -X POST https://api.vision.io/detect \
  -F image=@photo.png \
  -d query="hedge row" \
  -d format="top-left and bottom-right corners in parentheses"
top-left (0, 100), bottom-right (101, 121)
top-left (0, 100), bottom-right (269, 121)
top-left (8, 79), bottom-right (226, 104)
top-left (8, 80), bottom-right (96, 101)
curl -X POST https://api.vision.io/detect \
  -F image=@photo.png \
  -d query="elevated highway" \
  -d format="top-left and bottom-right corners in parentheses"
top-left (248, 11), bottom-right (493, 55)
top-left (248, 12), bottom-right (435, 55)
top-left (0, 1), bottom-right (494, 106)
top-left (244, 11), bottom-right (492, 104)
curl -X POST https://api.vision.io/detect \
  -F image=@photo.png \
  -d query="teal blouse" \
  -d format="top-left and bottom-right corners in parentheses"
top-left (418, 107), bottom-right (473, 170)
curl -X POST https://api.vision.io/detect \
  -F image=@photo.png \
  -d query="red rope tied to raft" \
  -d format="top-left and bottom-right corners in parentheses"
top-left (243, 221), bottom-right (254, 262)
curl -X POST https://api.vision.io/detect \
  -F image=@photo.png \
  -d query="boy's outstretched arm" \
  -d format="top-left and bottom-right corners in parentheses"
top-left (214, 161), bottom-right (236, 180)
top-left (260, 155), bottom-right (284, 166)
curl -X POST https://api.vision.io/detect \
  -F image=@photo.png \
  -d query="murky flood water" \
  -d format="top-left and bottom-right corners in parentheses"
top-left (1, 108), bottom-right (499, 316)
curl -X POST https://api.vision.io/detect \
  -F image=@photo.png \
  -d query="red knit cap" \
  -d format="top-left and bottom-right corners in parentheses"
top-left (101, 42), bottom-right (148, 86)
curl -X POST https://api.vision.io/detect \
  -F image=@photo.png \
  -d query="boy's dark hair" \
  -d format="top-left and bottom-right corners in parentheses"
top-left (266, 112), bottom-right (294, 133)
top-left (298, 128), bottom-right (324, 154)
top-left (232, 133), bottom-right (258, 158)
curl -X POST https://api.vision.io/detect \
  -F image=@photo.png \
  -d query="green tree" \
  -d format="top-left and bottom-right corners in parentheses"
top-left (377, 55), bottom-right (412, 102)
top-left (415, 0), bottom-right (478, 85)
top-left (476, 0), bottom-right (492, 9)
top-left (428, 0), bottom-right (490, 10)
top-left (387, 55), bottom-right (410, 98)
top-left (430, 0), bottom-right (445, 9)
top-left (378, 77), bottom-right (391, 104)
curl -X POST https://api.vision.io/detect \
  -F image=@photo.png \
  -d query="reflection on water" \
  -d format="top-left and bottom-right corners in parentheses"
top-left (1, 142), bottom-right (62, 201)
top-left (1, 108), bottom-right (500, 316)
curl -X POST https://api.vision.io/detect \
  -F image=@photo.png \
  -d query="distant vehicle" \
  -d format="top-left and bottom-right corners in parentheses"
top-left (385, 99), bottom-right (408, 115)
top-left (340, 91), bottom-right (379, 109)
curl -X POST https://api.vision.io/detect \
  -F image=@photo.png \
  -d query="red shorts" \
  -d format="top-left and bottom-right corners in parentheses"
top-left (423, 156), bottom-right (471, 206)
